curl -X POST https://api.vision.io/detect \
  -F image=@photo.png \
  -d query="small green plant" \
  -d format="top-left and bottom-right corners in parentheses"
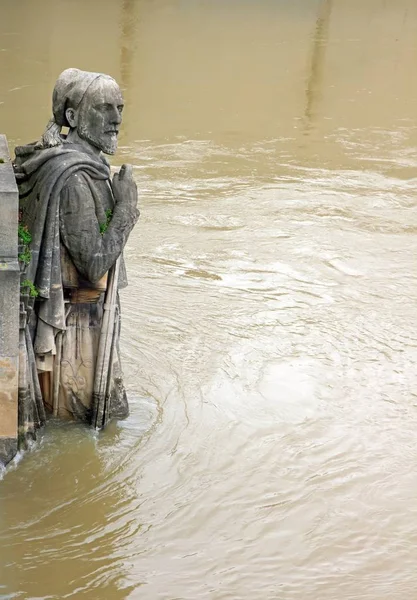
top-left (21, 279), bottom-right (39, 298)
top-left (19, 248), bottom-right (32, 265)
top-left (99, 208), bottom-right (113, 235)
top-left (0, 158), bottom-right (4, 164)
top-left (18, 224), bottom-right (32, 245)
top-left (18, 224), bottom-right (33, 266)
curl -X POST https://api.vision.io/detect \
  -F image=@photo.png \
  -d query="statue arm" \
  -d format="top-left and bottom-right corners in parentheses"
top-left (59, 178), bottom-right (138, 284)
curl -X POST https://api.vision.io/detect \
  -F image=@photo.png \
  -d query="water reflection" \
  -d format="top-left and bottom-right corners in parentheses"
top-left (304, 0), bottom-right (333, 133)
top-left (119, 0), bottom-right (140, 149)
top-left (120, 0), bottom-right (139, 94)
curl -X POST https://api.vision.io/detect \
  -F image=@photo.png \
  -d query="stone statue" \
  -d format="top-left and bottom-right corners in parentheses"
top-left (13, 68), bottom-right (139, 433)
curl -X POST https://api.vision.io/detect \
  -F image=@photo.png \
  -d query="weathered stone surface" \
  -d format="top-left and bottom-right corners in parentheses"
top-left (0, 135), bottom-right (19, 466)
top-left (0, 135), bottom-right (18, 258)
top-left (0, 438), bottom-right (18, 467)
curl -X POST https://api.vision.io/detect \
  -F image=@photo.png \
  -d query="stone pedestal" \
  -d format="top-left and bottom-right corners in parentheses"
top-left (0, 135), bottom-right (19, 466)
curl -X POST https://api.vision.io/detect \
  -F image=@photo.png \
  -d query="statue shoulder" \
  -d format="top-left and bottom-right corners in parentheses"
top-left (63, 170), bottom-right (92, 189)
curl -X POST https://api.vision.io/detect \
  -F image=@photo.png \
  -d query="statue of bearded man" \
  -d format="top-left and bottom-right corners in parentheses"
top-left (14, 68), bottom-right (139, 429)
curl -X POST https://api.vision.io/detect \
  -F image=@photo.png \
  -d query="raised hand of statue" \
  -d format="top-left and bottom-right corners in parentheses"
top-left (112, 164), bottom-right (139, 215)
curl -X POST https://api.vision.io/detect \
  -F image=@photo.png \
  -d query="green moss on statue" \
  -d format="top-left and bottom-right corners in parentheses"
top-left (99, 208), bottom-right (113, 235)
top-left (21, 279), bottom-right (39, 298)
top-left (18, 224), bottom-right (32, 245)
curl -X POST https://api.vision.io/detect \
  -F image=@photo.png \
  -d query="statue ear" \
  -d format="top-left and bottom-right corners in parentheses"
top-left (65, 107), bottom-right (78, 128)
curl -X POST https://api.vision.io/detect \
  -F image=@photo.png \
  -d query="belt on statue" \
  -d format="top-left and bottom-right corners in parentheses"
top-left (65, 288), bottom-right (103, 304)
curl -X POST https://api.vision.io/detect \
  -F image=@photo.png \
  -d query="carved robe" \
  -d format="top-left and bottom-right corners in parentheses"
top-left (14, 141), bottom-right (138, 426)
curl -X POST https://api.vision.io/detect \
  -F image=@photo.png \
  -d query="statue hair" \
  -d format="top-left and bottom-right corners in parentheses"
top-left (37, 118), bottom-right (63, 149)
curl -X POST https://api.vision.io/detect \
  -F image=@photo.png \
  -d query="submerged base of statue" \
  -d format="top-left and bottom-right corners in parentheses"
top-left (17, 280), bottom-right (129, 451)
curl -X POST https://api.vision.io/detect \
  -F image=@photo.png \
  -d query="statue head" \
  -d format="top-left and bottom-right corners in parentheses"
top-left (39, 68), bottom-right (124, 155)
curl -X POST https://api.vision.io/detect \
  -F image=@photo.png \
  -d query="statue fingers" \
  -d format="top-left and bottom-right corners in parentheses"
top-left (119, 164), bottom-right (133, 180)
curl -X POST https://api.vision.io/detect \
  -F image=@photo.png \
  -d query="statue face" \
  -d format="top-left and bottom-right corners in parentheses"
top-left (77, 79), bottom-right (124, 155)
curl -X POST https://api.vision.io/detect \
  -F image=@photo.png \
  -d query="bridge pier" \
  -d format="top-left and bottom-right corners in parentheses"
top-left (0, 135), bottom-right (19, 466)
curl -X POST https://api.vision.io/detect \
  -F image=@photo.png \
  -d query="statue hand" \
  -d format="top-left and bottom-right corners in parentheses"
top-left (112, 164), bottom-right (138, 213)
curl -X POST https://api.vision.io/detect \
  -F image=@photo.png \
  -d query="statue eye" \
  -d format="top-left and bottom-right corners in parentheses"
top-left (117, 105), bottom-right (124, 115)
top-left (95, 103), bottom-right (108, 113)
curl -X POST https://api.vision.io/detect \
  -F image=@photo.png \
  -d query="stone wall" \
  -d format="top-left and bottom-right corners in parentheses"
top-left (0, 135), bottom-right (19, 466)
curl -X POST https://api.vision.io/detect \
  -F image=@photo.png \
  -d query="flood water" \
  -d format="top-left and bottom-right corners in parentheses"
top-left (2, 0), bottom-right (417, 598)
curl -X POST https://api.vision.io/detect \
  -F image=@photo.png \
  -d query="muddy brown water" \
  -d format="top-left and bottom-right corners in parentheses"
top-left (2, 1), bottom-right (417, 598)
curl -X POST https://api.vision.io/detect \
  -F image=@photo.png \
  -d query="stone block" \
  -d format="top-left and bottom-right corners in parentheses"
top-left (0, 135), bottom-right (19, 466)
top-left (0, 136), bottom-right (18, 258)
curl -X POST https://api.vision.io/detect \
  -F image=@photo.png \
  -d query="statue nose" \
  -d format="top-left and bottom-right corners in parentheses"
top-left (111, 108), bottom-right (122, 124)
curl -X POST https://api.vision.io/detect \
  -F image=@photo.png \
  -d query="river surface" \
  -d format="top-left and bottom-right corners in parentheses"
top-left (2, 1), bottom-right (417, 598)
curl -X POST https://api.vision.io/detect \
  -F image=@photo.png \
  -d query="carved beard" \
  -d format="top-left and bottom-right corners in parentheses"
top-left (77, 121), bottom-right (118, 155)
